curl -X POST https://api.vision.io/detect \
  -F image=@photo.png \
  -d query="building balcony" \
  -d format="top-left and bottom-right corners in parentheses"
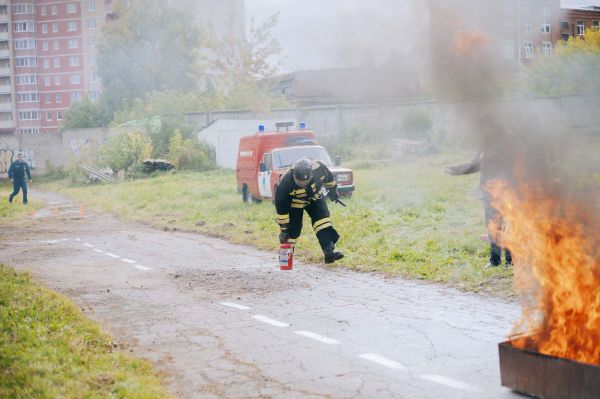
top-left (0, 84), bottom-right (10, 93)
top-left (0, 32), bottom-right (8, 41)
top-left (0, 14), bottom-right (7, 24)
top-left (0, 49), bottom-right (9, 58)
top-left (0, 102), bottom-right (12, 111)
top-left (0, 67), bottom-right (10, 76)
top-left (0, 120), bottom-right (14, 129)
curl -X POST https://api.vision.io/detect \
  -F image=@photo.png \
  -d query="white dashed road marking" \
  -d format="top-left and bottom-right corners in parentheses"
top-left (219, 302), bottom-right (250, 310)
top-left (75, 238), bottom-right (81, 242)
top-left (84, 243), bottom-right (94, 248)
top-left (419, 374), bottom-right (480, 392)
top-left (358, 353), bottom-right (407, 370)
top-left (121, 258), bottom-right (136, 264)
top-left (105, 252), bottom-right (120, 259)
top-left (294, 330), bottom-right (341, 345)
top-left (93, 249), bottom-right (104, 253)
top-left (252, 315), bottom-right (290, 328)
top-left (134, 265), bottom-right (151, 271)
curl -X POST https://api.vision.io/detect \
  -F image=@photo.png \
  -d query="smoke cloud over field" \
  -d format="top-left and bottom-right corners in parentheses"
top-left (246, 0), bottom-right (427, 72)
top-left (428, 0), bottom-right (600, 361)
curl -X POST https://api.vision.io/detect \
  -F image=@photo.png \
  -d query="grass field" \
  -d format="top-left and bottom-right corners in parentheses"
top-left (0, 180), bottom-right (42, 219)
top-left (0, 265), bottom-right (170, 399)
top-left (40, 150), bottom-right (514, 296)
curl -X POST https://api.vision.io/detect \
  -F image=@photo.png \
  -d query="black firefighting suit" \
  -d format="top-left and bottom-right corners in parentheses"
top-left (275, 160), bottom-right (340, 252)
top-left (448, 134), bottom-right (516, 266)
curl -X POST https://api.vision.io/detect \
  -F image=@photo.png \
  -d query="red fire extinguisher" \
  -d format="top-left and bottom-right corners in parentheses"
top-left (279, 243), bottom-right (294, 270)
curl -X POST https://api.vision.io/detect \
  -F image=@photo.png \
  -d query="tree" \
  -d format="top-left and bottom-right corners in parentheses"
top-left (98, 0), bottom-right (203, 115)
top-left (201, 13), bottom-right (288, 112)
top-left (62, 98), bottom-right (112, 129)
top-left (112, 92), bottom-right (202, 157)
top-left (167, 131), bottom-right (215, 171)
top-left (523, 29), bottom-right (600, 96)
top-left (99, 130), bottom-right (153, 172)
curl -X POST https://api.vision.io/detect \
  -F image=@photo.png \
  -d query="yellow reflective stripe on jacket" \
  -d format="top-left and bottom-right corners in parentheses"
top-left (291, 203), bottom-right (306, 209)
top-left (324, 181), bottom-right (336, 187)
top-left (292, 199), bottom-right (307, 204)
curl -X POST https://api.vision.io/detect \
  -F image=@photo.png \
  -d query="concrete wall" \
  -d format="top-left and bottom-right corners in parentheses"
top-left (185, 95), bottom-right (600, 139)
top-left (0, 127), bottom-right (110, 177)
top-left (1, 95), bottom-right (598, 177)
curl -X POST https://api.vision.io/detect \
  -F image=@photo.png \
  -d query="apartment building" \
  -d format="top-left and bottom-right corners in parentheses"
top-left (0, 2), bottom-right (13, 134)
top-left (6, 0), bottom-right (110, 135)
top-left (560, 6), bottom-right (600, 41)
top-left (502, 0), bottom-right (561, 63)
top-left (429, 0), bottom-right (561, 67)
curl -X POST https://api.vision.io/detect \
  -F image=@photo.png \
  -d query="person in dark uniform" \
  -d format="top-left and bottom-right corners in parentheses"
top-left (445, 114), bottom-right (516, 268)
top-left (8, 152), bottom-right (32, 205)
top-left (275, 157), bottom-right (344, 264)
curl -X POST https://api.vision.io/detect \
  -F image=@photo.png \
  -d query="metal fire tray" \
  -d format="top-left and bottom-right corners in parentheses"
top-left (499, 339), bottom-right (600, 399)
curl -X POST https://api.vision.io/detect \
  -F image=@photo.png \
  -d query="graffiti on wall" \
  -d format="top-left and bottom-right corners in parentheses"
top-left (0, 146), bottom-right (14, 174)
top-left (0, 143), bottom-right (36, 177)
top-left (22, 150), bottom-right (35, 168)
top-left (68, 138), bottom-right (100, 157)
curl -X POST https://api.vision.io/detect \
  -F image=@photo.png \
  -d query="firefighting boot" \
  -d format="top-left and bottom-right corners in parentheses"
top-left (324, 243), bottom-right (344, 264)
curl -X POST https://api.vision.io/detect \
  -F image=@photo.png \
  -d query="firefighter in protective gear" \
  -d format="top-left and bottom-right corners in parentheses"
top-left (275, 157), bottom-right (344, 264)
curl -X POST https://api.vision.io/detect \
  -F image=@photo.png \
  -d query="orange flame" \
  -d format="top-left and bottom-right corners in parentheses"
top-left (487, 175), bottom-right (600, 365)
top-left (453, 31), bottom-right (489, 56)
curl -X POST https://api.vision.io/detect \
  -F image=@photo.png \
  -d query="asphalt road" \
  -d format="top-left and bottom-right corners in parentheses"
top-left (1, 191), bottom-right (524, 399)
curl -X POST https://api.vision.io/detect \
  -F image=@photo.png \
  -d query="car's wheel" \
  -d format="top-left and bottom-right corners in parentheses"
top-left (242, 185), bottom-right (251, 203)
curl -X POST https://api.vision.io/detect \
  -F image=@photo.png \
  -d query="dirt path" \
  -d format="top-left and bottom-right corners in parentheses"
top-left (0, 190), bottom-right (522, 398)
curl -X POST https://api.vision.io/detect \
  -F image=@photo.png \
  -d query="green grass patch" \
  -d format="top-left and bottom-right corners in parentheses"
top-left (40, 151), bottom-right (514, 296)
top-left (0, 265), bottom-right (170, 399)
top-left (0, 180), bottom-right (42, 219)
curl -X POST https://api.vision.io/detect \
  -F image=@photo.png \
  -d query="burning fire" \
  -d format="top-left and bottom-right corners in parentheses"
top-left (453, 31), bottom-right (488, 56)
top-left (487, 174), bottom-right (600, 365)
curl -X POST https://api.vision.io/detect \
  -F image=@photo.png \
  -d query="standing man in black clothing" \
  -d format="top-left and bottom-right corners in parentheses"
top-left (445, 114), bottom-right (515, 268)
top-left (275, 157), bottom-right (344, 264)
top-left (8, 152), bottom-right (32, 205)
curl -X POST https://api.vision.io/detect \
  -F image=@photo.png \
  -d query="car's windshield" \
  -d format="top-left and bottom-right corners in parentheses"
top-left (272, 147), bottom-right (333, 169)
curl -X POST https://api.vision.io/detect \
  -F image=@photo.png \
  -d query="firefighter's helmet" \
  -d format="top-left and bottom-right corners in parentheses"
top-left (292, 158), bottom-right (313, 187)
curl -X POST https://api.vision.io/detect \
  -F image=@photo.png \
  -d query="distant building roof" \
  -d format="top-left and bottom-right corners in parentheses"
top-left (561, 5), bottom-right (600, 10)
top-left (271, 66), bottom-right (421, 106)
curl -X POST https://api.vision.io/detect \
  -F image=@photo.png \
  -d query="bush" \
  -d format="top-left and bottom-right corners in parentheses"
top-left (62, 98), bottom-right (112, 129)
top-left (99, 130), bottom-right (153, 173)
top-left (167, 131), bottom-right (215, 171)
top-left (400, 110), bottom-right (433, 141)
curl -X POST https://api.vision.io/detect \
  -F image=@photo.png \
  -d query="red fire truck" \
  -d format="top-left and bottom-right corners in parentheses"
top-left (236, 122), bottom-right (354, 203)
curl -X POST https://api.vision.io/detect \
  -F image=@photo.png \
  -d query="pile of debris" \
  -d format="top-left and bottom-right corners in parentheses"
top-left (79, 163), bottom-right (118, 184)
top-left (143, 159), bottom-right (175, 173)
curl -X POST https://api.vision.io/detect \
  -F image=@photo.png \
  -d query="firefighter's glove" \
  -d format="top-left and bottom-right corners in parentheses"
top-left (279, 224), bottom-right (290, 244)
top-left (328, 188), bottom-right (340, 202)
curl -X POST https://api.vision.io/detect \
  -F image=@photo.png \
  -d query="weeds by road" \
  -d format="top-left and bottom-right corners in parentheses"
top-left (41, 151), bottom-right (513, 296)
top-left (0, 180), bottom-right (42, 219)
top-left (0, 264), bottom-right (170, 399)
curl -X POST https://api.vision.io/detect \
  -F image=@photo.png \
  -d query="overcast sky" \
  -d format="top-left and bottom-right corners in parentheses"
top-left (245, 0), bottom-right (600, 72)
